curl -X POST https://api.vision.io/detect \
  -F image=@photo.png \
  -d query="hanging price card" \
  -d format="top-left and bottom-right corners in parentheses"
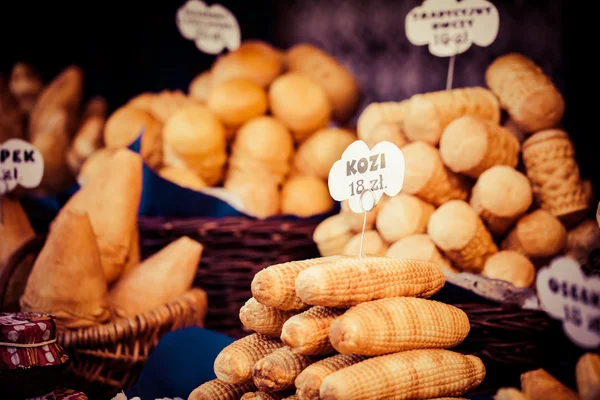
top-left (176, 0), bottom-right (241, 55)
top-left (0, 139), bottom-right (44, 195)
top-left (405, 0), bottom-right (500, 57)
top-left (328, 140), bottom-right (405, 213)
top-left (537, 256), bottom-right (600, 349)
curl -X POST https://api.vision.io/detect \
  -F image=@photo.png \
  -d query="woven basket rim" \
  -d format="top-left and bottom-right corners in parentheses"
top-left (58, 288), bottom-right (207, 348)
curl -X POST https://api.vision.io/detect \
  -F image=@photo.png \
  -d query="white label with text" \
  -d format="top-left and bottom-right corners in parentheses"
top-left (176, 0), bottom-right (241, 55)
top-left (405, 0), bottom-right (499, 57)
top-left (0, 139), bottom-right (44, 195)
top-left (537, 257), bottom-right (600, 349)
top-left (328, 140), bottom-right (405, 213)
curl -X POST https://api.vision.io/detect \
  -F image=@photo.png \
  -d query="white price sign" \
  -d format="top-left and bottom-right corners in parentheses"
top-left (0, 139), bottom-right (44, 195)
top-left (537, 257), bottom-right (600, 349)
top-left (176, 0), bottom-right (241, 55)
top-left (328, 140), bottom-right (405, 214)
top-left (405, 0), bottom-right (500, 57)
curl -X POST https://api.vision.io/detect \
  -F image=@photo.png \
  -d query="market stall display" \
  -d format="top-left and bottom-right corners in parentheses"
top-left (1, 1), bottom-right (596, 398)
top-left (189, 256), bottom-right (485, 400)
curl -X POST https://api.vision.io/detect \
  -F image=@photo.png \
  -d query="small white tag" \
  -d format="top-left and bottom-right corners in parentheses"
top-left (405, 0), bottom-right (500, 57)
top-left (537, 256), bottom-right (600, 349)
top-left (0, 139), bottom-right (44, 195)
top-left (328, 140), bottom-right (405, 214)
top-left (176, 0), bottom-right (241, 55)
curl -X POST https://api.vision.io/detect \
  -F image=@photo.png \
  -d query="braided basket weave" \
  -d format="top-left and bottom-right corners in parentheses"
top-left (0, 236), bottom-right (208, 398)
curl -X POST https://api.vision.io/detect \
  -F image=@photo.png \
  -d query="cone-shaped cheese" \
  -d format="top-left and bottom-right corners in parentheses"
top-left (0, 197), bottom-right (35, 270)
top-left (20, 210), bottom-right (111, 329)
top-left (110, 236), bottom-right (203, 317)
top-left (62, 149), bottom-right (142, 283)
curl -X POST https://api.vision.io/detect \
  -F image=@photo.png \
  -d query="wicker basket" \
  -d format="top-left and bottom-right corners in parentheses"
top-left (451, 302), bottom-right (584, 395)
top-left (138, 215), bottom-right (326, 339)
top-left (0, 236), bottom-right (208, 398)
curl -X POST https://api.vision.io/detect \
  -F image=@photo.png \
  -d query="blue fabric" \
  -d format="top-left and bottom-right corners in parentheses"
top-left (125, 327), bottom-right (234, 400)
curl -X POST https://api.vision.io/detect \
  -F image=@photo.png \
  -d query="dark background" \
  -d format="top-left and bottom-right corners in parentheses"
top-left (0, 0), bottom-right (596, 190)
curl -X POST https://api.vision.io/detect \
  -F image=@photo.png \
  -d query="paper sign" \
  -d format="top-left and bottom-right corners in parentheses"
top-left (328, 140), bottom-right (405, 213)
top-left (176, 0), bottom-right (241, 55)
top-left (537, 256), bottom-right (600, 349)
top-left (405, 0), bottom-right (499, 57)
top-left (0, 139), bottom-right (44, 195)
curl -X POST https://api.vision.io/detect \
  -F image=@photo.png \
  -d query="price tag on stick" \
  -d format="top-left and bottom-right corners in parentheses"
top-left (328, 140), bottom-right (405, 257)
top-left (405, 0), bottom-right (500, 89)
top-left (176, 0), bottom-right (241, 55)
top-left (537, 257), bottom-right (600, 349)
top-left (0, 139), bottom-right (44, 223)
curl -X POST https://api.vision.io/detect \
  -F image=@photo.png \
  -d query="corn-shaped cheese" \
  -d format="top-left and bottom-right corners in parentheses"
top-left (521, 369), bottom-right (579, 400)
top-left (188, 378), bottom-right (255, 400)
top-left (329, 298), bottom-right (470, 356)
top-left (215, 334), bottom-right (284, 384)
top-left (494, 388), bottom-right (528, 400)
top-left (252, 346), bottom-right (321, 392)
top-left (295, 257), bottom-right (445, 307)
top-left (577, 353), bottom-right (600, 400)
top-left (295, 354), bottom-right (367, 400)
top-left (319, 349), bottom-right (485, 400)
top-left (281, 306), bottom-right (345, 355)
top-left (241, 391), bottom-right (295, 400)
top-left (241, 298), bottom-right (297, 337)
top-left (252, 256), bottom-right (342, 310)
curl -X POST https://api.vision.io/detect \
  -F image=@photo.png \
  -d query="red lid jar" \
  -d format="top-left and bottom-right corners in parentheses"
top-left (0, 312), bottom-right (69, 399)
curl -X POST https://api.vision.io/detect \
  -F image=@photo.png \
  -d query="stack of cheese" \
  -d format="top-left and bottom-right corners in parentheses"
top-left (314, 53), bottom-right (600, 290)
top-left (189, 255), bottom-right (485, 400)
top-left (13, 149), bottom-right (207, 329)
top-left (75, 40), bottom-right (361, 219)
top-left (494, 352), bottom-right (600, 400)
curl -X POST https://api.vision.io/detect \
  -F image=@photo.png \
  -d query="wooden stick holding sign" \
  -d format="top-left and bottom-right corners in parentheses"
top-left (405, 0), bottom-right (500, 90)
top-left (0, 139), bottom-right (44, 222)
top-left (328, 140), bottom-right (405, 258)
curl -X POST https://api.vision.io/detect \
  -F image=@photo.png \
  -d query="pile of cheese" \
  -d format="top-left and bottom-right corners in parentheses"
top-left (76, 40), bottom-right (362, 219)
top-left (314, 53), bottom-right (600, 290)
top-left (189, 255), bottom-right (485, 400)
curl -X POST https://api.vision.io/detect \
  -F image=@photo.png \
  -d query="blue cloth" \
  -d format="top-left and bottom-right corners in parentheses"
top-left (125, 327), bottom-right (234, 400)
